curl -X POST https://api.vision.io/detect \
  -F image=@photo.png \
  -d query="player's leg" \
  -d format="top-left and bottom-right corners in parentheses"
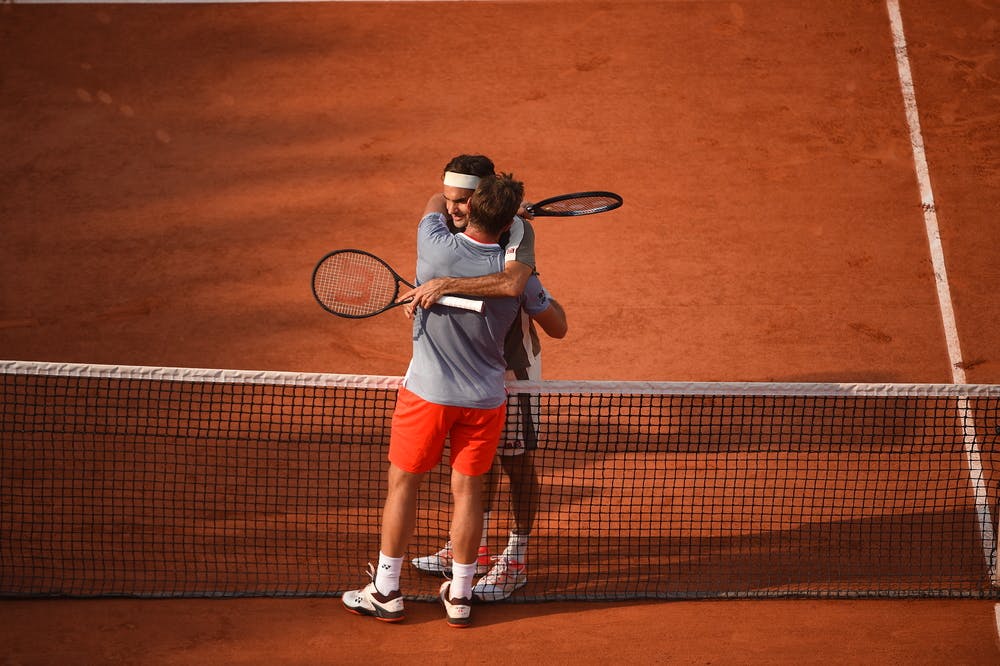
top-left (474, 367), bottom-right (539, 602)
top-left (411, 409), bottom-right (501, 578)
top-left (411, 468), bottom-right (492, 576)
top-left (449, 468), bottom-right (485, 580)
top-left (343, 462), bottom-right (420, 622)
top-left (344, 388), bottom-right (446, 622)
top-left (500, 447), bottom-right (538, 558)
top-left (439, 402), bottom-right (504, 627)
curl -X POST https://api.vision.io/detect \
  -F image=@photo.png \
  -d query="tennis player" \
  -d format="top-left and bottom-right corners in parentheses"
top-left (406, 154), bottom-right (536, 304)
top-left (342, 173), bottom-right (551, 628)
top-left (404, 154), bottom-right (566, 601)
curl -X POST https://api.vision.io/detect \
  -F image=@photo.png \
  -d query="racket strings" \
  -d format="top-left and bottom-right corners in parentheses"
top-left (314, 253), bottom-right (398, 316)
top-left (536, 195), bottom-right (619, 215)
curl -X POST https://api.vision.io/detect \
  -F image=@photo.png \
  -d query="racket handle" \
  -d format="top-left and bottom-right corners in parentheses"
top-left (439, 295), bottom-right (485, 313)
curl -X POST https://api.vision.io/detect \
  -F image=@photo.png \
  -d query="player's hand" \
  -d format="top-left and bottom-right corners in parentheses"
top-left (518, 202), bottom-right (535, 221)
top-left (398, 278), bottom-right (448, 311)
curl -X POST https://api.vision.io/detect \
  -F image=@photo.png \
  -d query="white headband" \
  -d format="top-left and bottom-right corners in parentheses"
top-left (443, 171), bottom-right (481, 189)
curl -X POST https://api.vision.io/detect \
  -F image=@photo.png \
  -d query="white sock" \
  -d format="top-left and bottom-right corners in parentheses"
top-left (375, 552), bottom-right (403, 594)
top-left (506, 531), bottom-right (529, 563)
top-left (450, 561), bottom-right (477, 600)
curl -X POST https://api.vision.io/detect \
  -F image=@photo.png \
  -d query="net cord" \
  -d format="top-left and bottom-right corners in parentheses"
top-left (4, 361), bottom-right (1000, 398)
top-left (0, 360), bottom-right (402, 390)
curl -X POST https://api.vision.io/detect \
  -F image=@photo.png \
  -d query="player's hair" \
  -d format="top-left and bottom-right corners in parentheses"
top-left (469, 173), bottom-right (524, 237)
top-left (442, 154), bottom-right (496, 179)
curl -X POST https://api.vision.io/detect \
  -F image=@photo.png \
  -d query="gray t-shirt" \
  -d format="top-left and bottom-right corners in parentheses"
top-left (504, 274), bottom-right (550, 372)
top-left (447, 215), bottom-right (535, 270)
top-left (500, 217), bottom-right (542, 372)
top-left (402, 212), bottom-right (521, 409)
top-left (502, 216), bottom-right (535, 270)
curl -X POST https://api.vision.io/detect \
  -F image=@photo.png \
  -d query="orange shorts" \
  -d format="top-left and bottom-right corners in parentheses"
top-left (389, 387), bottom-right (506, 476)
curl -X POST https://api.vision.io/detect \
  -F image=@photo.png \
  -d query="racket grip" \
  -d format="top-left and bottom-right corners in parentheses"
top-left (439, 295), bottom-right (485, 313)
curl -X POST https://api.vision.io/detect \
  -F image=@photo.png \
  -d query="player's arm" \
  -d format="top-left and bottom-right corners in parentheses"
top-left (532, 297), bottom-right (567, 339)
top-left (400, 263), bottom-right (530, 319)
top-left (408, 261), bottom-right (532, 305)
top-left (398, 194), bottom-right (457, 320)
top-left (423, 193), bottom-right (448, 217)
top-left (405, 217), bottom-right (536, 307)
top-left (522, 273), bottom-right (567, 339)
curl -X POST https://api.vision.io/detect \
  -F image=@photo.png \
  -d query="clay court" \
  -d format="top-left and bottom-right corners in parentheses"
top-left (2, 0), bottom-right (1000, 662)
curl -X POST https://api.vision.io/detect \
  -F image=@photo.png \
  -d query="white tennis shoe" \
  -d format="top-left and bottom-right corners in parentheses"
top-left (342, 564), bottom-right (405, 622)
top-left (411, 542), bottom-right (491, 576)
top-left (472, 554), bottom-right (527, 601)
top-left (439, 580), bottom-right (473, 628)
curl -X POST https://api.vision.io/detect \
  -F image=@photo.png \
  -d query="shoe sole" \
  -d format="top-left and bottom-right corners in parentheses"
top-left (344, 604), bottom-right (405, 623)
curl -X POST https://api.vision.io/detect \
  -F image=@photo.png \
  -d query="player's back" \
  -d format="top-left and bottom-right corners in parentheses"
top-left (405, 212), bottom-right (520, 409)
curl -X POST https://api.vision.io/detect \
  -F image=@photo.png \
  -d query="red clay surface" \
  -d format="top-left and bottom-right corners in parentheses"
top-left (1, 1), bottom-right (999, 663)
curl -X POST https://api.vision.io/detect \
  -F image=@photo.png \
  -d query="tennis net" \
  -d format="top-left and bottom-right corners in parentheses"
top-left (2, 360), bottom-right (999, 600)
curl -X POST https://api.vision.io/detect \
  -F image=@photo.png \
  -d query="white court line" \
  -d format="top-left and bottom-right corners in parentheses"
top-left (886, 0), bottom-right (966, 384)
top-left (887, 1), bottom-right (997, 644)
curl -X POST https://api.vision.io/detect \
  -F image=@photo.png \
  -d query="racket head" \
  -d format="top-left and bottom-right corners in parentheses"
top-left (311, 249), bottom-right (409, 318)
top-left (525, 191), bottom-right (623, 217)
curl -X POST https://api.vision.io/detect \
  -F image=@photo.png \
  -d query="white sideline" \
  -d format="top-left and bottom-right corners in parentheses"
top-left (886, 5), bottom-right (997, 639)
top-left (886, 0), bottom-right (966, 383)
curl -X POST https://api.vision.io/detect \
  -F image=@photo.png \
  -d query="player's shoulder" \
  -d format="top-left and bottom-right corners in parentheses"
top-left (507, 216), bottom-right (534, 241)
top-left (420, 211), bottom-right (448, 227)
top-left (511, 215), bottom-right (534, 233)
top-left (418, 211), bottom-right (451, 236)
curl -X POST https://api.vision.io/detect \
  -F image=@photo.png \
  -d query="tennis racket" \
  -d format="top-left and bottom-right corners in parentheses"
top-left (312, 249), bottom-right (484, 319)
top-left (523, 191), bottom-right (622, 217)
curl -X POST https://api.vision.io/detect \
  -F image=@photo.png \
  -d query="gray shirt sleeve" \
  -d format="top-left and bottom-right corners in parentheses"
top-left (503, 217), bottom-right (536, 271)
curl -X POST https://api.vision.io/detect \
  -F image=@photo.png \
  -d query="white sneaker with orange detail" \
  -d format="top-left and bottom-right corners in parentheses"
top-left (472, 553), bottom-right (527, 601)
top-left (411, 541), bottom-right (491, 576)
